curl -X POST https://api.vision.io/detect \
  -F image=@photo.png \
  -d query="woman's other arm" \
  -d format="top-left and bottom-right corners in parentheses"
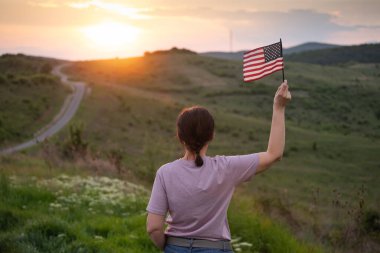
top-left (146, 212), bottom-right (166, 250)
top-left (256, 80), bottom-right (291, 174)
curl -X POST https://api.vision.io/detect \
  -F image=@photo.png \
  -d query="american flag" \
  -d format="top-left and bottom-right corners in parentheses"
top-left (243, 41), bottom-right (284, 82)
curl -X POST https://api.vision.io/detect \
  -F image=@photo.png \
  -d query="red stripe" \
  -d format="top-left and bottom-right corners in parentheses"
top-left (244, 47), bottom-right (263, 56)
top-left (243, 58), bottom-right (270, 68)
top-left (244, 63), bottom-right (284, 79)
top-left (243, 58), bottom-right (283, 74)
top-left (243, 57), bottom-right (265, 66)
top-left (244, 67), bottom-right (283, 82)
top-left (243, 62), bottom-right (283, 78)
top-left (243, 53), bottom-right (264, 63)
top-left (243, 51), bottom-right (262, 60)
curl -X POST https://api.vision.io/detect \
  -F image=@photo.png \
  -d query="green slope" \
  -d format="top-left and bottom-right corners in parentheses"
top-left (59, 52), bottom-right (380, 252)
top-left (0, 54), bottom-right (69, 147)
top-left (1, 50), bottom-right (379, 253)
top-left (286, 43), bottom-right (380, 64)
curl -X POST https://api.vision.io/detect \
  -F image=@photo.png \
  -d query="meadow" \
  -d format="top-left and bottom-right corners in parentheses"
top-left (0, 50), bottom-right (379, 252)
top-left (0, 54), bottom-right (69, 147)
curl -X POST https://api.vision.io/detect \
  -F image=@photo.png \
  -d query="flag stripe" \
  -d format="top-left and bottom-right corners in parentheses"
top-left (243, 52), bottom-right (262, 60)
top-left (243, 58), bottom-right (283, 73)
top-left (243, 56), bottom-right (266, 65)
top-left (244, 66), bottom-right (283, 82)
top-left (243, 53), bottom-right (264, 63)
top-left (243, 57), bottom-right (265, 67)
top-left (243, 62), bottom-right (284, 78)
top-left (243, 47), bottom-right (263, 58)
top-left (243, 59), bottom-right (268, 68)
top-left (243, 63), bottom-right (283, 78)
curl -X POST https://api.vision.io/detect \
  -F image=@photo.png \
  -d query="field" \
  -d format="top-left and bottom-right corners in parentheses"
top-left (0, 54), bottom-right (69, 147)
top-left (1, 50), bottom-right (379, 252)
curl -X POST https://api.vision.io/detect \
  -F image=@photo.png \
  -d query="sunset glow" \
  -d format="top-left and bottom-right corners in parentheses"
top-left (0, 0), bottom-right (379, 60)
top-left (82, 21), bottom-right (140, 50)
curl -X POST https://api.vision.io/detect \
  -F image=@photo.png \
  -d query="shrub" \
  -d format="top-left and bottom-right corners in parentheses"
top-left (40, 63), bottom-right (52, 74)
top-left (62, 123), bottom-right (88, 159)
top-left (0, 209), bottom-right (21, 231)
top-left (363, 210), bottom-right (380, 233)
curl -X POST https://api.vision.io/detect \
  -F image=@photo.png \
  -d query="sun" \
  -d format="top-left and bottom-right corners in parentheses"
top-left (82, 21), bottom-right (140, 49)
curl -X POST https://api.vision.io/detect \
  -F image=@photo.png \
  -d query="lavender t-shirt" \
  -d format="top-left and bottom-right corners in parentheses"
top-left (146, 153), bottom-right (259, 241)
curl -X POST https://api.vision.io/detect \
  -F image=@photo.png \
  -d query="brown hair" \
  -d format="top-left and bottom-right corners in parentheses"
top-left (176, 106), bottom-right (214, 167)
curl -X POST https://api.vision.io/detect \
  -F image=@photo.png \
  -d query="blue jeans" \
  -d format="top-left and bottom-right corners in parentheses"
top-left (164, 244), bottom-right (234, 253)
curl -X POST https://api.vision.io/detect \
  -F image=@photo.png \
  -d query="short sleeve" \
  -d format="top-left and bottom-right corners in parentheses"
top-left (227, 153), bottom-right (260, 185)
top-left (146, 170), bottom-right (168, 216)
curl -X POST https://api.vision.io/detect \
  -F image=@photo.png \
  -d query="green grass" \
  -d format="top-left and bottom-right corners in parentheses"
top-left (0, 172), bottom-right (322, 253)
top-left (0, 54), bottom-right (69, 147)
top-left (58, 53), bottom-right (380, 252)
top-left (2, 51), bottom-right (380, 252)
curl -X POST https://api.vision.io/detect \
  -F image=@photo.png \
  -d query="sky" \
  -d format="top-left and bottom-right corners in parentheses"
top-left (0, 0), bottom-right (379, 60)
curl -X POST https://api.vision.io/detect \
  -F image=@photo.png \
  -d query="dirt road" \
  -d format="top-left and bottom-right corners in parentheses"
top-left (0, 63), bottom-right (86, 155)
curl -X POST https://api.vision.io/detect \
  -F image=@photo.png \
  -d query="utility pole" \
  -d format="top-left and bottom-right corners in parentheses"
top-left (229, 29), bottom-right (233, 52)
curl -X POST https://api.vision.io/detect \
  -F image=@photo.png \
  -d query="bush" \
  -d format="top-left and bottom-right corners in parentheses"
top-left (363, 210), bottom-right (380, 233)
top-left (40, 63), bottom-right (52, 74)
top-left (62, 123), bottom-right (88, 159)
top-left (0, 209), bottom-right (21, 231)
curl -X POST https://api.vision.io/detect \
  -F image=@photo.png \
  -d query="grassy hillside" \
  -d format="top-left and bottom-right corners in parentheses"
top-left (1, 50), bottom-right (379, 252)
top-left (202, 42), bottom-right (342, 61)
top-left (0, 165), bottom-right (322, 253)
top-left (0, 54), bottom-right (69, 147)
top-left (59, 52), bottom-right (380, 252)
top-left (287, 43), bottom-right (380, 64)
top-left (284, 42), bottom-right (341, 55)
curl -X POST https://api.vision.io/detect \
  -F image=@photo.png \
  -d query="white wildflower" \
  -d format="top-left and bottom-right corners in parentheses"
top-left (94, 235), bottom-right (104, 240)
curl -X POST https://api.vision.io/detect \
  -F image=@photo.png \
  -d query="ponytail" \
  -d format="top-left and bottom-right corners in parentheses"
top-left (195, 150), bottom-right (203, 167)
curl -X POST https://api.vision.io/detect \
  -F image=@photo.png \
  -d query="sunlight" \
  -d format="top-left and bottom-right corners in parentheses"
top-left (82, 21), bottom-right (140, 50)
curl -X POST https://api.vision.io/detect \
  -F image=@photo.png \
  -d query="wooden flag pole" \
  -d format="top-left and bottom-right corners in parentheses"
top-left (280, 38), bottom-right (285, 82)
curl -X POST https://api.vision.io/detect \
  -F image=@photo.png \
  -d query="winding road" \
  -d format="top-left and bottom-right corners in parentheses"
top-left (0, 63), bottom-right (86, 155)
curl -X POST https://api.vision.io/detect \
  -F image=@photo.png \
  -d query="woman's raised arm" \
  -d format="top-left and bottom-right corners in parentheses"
top-left (256, 80), bottom-right (291, 174)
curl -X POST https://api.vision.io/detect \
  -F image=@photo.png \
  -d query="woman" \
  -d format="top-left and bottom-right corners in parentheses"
top-left (146, 80), bottom-right (291, 252)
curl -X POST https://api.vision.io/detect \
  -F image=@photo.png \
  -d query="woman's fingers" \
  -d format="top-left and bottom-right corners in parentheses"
top-left (286, 90), bottom-right (292, 100)
top-left (279, 81), bottom-right (287, 97)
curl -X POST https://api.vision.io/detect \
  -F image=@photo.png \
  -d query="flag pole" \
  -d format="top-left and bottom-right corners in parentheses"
top-left (280, 38), bottom-right (285, 82)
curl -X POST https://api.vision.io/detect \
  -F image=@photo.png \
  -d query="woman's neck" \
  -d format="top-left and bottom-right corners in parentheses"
top-left (183, 145), bottom-right (208, 160)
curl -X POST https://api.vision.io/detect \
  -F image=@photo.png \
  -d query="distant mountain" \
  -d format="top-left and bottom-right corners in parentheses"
top-left (284, 42), bottom-right (341, 54)
top-left (144, 47), bottom-right (196, 56)
top-left (286, 43), bottom-right (380, 64)
top-left (201, 42), bottom-right (342, 61)
top-left (201, 51), bottom-right (245, 61)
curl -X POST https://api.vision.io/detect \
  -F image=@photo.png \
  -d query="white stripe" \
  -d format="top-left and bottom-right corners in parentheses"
top-left (243, 58), bottom-right (265, 67)
top-left (243, 52), bottom-right (264, 63)
top-left (244, 48), bottom-right (263, 58)
top-left (244, 57), bottom-right (283, 70)
top-left (244, 66), bottom-right (283, 81)
top-left (244, 62), bottom-right (283, 77)
top-left (244, 61), bottom-right (283, 76)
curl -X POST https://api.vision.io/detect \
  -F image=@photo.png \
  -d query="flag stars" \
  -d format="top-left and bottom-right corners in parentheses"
top-left (264, 42), bottom-right (282, 63)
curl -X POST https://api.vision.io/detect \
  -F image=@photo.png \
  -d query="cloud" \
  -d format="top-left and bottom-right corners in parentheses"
top-left (147, 7), bottom-right (380, 47)
top-left (25, 0), bottom-right (151, 20)
top-left (67, 1), bottom-right (151, 19)
top-left (27, 1), bottom-right (60, 8)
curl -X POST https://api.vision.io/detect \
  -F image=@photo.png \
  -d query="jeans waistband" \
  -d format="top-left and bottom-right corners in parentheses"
top-left (166, 236), bottom-right (232, 250)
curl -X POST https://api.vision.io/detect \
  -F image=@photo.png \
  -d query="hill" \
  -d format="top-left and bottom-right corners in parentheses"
top-left (287, 43), bottom-right (380, 64)
top-left (1, 49), bottom-right (380, 252)
top-left (284, 42), bottom-right (341, 54)
top-left (60, 52), bottom-right (380, 252)
top-left (0, 54), bottom-right (69, 147)
top-left (201, 42), bottom-right (342, 61)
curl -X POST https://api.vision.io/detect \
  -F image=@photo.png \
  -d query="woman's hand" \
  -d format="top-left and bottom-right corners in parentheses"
top-left (274, 80), bottom-right (291, 109)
